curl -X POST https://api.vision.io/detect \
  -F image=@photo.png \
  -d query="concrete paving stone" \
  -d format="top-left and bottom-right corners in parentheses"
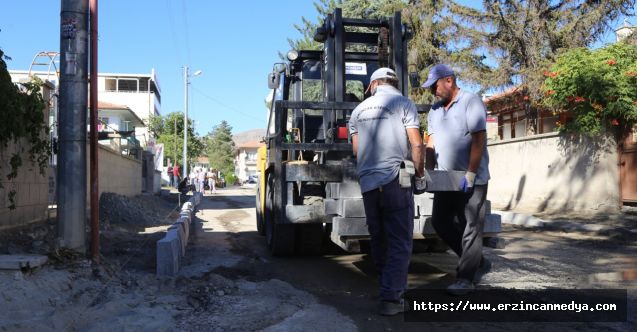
top-left (179, 210), bottom-right (191, 222)
top-left (484, 237), bottom-right (506, 249)
top-left (0, 254), bottom-right (48, 270)
top-left (484, 214), bottom-right (502, 233)
top-left (156, 230), bottom-right (181, 277)
top-left (341, 199), bottom-right (365, 218)
top-left (323, 199), bottom-right (339, 215)
top-left (174, 218), bottom-right (189, 243)
top-left (496, 210), bottom-right (545, 228)
top-left (167, 226), bottom-right (186, 257)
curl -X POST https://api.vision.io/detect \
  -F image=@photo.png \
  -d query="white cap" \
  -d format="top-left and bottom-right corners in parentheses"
top-left (370, 67), bottom-right (397, 82)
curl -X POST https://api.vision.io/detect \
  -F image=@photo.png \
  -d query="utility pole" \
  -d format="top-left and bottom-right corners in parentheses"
top-left (183, 66), bottom-right (188, 180)
top-left (58, 0), bottom-right (89, 251)
top-left (183, 66), bottom-right (202, 180)
top-left (174, 117), bottom-right (177, 166)
top-left (89, 0), bottom-right (99, 263)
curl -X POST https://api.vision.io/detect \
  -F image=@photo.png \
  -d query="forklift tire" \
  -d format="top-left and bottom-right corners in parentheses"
top-left (255, 182), bottom-right (265, 236)
top-left (265, 175), bottom-right (295, 255)
top-left (295, 224), bottom-right (324, 255)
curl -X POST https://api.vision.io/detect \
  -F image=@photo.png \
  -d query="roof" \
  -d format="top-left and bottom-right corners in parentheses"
top-left (237, 140), bottom-right (265, 149)
top-left (96, 101), bottom-right (144, 127)
top-left (483, 86), bottom-right (522, 103)
top-left (97, 101), bottom-right (129, 110)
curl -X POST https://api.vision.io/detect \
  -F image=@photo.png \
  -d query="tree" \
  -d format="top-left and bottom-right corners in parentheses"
top-left (206, 121), bottom-right (236, 184)
top-left (148, 112), bottom-right (202, 166)
top-left (542, 42), bottom-right (637, 137)
top-left (286, 0), bottom-right (340, 54)
top-left (457, 0), bottom-right (635, 98)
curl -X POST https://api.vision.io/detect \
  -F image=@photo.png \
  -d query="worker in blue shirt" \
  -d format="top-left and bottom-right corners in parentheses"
top-left (423, 64), bottom-right (491, 295)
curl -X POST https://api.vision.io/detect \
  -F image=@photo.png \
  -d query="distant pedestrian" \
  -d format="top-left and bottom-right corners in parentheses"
top-left (197, 168), bottom-right (206, 193)
top-left (172, 164), bottom-right (181, 188)
top-left (167, 165), bottom-right (174, 187)
top-left (206, 169), bottom-right (216, 194)
top-left (189, 169), bottom-right (196, 187)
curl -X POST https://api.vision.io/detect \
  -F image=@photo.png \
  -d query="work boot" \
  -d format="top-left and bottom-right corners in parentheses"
top-left (379, 299), bottom-right (406, 316)
top-left (473, 258), bottom-right (492, 284)
top-left (447, 278), bottom-right (475, 296)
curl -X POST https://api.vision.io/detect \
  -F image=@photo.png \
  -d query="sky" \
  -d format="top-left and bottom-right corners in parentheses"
top-left (1, 0), bottom-right (321, 136)
top-left (0, 1), bottom-right (631, 136)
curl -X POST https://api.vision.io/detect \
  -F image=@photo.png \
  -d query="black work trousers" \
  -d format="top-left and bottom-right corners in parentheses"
top-left (432, 184), bottom-right (487, 281)
top-left (362, 177), bottom-right (414, 302)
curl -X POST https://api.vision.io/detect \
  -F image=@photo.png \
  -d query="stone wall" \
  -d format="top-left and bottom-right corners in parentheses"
top-left (487, 132), bottom-right (619, 216)
top-left (0, 141), bottom-right (51, 230)
top-left (92, 144), bottom-right (142, 198)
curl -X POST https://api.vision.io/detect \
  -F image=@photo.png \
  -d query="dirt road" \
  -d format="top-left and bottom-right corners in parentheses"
top-left (191, 187), bottom-right (636, 332)
top-left (1, 187), bottom-right (635, 331)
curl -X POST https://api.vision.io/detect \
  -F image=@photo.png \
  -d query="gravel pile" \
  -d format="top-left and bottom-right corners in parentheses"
top-left (99, 193), bottom-right (179, 231)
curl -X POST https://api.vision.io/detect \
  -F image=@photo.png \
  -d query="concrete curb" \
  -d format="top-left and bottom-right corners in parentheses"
top-left (494, 210), bottom-right (545, 228)
top-left (492, 210), bottom-right (635, 236)
top-left (156, 192), bottom-right (203, 276)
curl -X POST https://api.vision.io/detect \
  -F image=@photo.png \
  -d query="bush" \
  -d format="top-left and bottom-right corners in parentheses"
top-left (542, 42), bottom-right (637, 136)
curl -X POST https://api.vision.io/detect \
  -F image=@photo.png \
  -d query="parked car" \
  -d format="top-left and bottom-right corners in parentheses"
top-left (246, 175), bottom-right (258, 184)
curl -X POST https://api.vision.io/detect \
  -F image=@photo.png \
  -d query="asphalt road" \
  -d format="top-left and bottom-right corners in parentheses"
top-left (189, 187), bottom-right (637, 332)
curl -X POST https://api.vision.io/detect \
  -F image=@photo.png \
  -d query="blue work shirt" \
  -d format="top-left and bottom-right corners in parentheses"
top-left (427, 89), bottom-right (490, 185)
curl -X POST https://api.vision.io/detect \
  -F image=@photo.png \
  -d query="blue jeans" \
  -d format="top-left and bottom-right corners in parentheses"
top-left (362, 177), bottom-right (414, 302)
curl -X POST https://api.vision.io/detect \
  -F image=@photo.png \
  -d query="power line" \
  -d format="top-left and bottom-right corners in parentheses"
top-left (180, 0), bottom-right (192, 65)
top-left (165, 0), bottom-right (183, 65)
top-left (190, 86), bottom-right (264, 122)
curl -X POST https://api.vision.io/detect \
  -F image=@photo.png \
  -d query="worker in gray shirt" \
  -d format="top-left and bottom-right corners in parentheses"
top-left (349, 67), bottom-right (424, 316)
top-left (423, 64), bottom-right (491, 295)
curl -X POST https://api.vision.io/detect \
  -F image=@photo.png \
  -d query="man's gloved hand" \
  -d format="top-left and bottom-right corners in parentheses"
top-left (414, 175), bottom-right (427, 195)
top-left (459, 171), bottom-right (476, 193)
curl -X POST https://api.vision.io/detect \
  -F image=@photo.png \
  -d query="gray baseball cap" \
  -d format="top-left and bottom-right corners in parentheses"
top-left (370, 67), bottom-right (397, 82)
top-left (422, 64), bottom-right (455, 88)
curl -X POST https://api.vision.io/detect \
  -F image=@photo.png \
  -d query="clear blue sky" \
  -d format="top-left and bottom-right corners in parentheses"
top-left (0, 1), bottom-right (630, 136)
top-left (1, 0), bottom-right (320, 136)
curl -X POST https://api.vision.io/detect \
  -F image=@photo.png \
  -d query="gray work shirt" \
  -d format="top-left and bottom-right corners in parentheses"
top-left (349, 85), bottom-right (420, 193)
top-left (427, 89), bottom-right (490, 185)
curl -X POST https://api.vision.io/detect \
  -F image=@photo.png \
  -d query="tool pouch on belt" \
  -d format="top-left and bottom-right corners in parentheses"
top-left (399, 160), bottom-right (415, 188)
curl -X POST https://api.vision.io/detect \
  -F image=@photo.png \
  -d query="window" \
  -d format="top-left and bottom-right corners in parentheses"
top-left (117, 79), bottom-right (138, 92)
top-left (105, 78), bottom-right (117, 91)
top-left (121, 120), bottom-right (132, 131)
top-left (139, 78), bottom-right (149, 92)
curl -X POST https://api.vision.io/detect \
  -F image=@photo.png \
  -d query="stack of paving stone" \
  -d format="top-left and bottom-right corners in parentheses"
top-left (156, 192), bottom-right (202, 276)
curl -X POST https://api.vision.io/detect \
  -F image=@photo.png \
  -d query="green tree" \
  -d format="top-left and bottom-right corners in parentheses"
top-left (148, 112), bottom-right (202, 166)
top-left (542, 42), bottom-right (637, 137)
top-left (286, 0), bottom-right (340, 53)
top-left (456, 0), bottom-right (635, 98)
top-left (206, 121), bottom-right (236, 184)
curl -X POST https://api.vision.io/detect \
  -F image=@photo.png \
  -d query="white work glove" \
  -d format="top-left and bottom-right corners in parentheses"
top-left (459, 171), bottom-right (476, 193)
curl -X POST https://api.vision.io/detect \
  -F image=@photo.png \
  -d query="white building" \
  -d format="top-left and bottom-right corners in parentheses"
top-left (615, 19), bottom-right (635, 42)
top-left (9, 69), bottom-right (161, 149)
top-left (234, 140), bottom-right (264, 183)
top-left (97, 71), bottom-right (161, 148)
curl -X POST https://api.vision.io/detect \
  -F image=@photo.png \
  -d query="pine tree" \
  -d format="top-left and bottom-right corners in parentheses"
top-left (148, 112), bottom-right (202, 166)
top-left (206, 121), bottom-right (236, 183)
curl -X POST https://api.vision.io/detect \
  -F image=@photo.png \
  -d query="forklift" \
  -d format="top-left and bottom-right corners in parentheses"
top-left (256, 8), bottom-right (502, 255)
